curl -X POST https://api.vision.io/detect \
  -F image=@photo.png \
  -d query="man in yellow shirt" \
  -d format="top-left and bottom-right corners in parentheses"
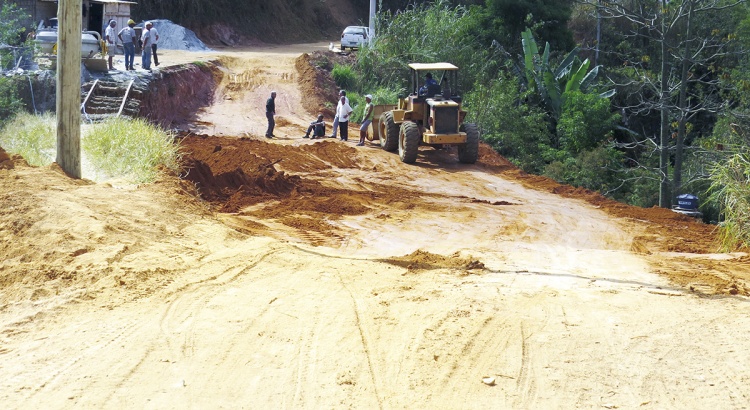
top-left (357, 94), bottom-right (374, 146)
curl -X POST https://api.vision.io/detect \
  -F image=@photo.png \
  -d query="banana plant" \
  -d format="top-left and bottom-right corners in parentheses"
top-left (521, 28), bottom-right (614, 120)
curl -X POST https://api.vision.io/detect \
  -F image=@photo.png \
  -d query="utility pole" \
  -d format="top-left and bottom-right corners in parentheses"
top-left (368, 0), bottom-right (376, 44)
top-left (56, 0), bottom-right (82, 178)
top-left (658, 0), bottom-right (670, 207)
top-left (595, 0), bottom-right (601, 66)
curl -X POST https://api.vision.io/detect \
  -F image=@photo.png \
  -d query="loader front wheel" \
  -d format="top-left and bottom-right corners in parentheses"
top-left (399, 121), bottom-right (420, 164)
top-left (458, 123), bottom-right (479, 164)
top-left (379, 111), bottom-right (399, 152)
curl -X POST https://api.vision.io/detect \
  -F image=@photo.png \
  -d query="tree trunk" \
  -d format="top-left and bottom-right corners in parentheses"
top-left (658, 3), bottom-right (671, 208)
top-left (673, 0), bottom-right (694, 200)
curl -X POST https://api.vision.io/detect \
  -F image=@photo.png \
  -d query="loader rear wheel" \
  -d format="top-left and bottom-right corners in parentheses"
top-left (379, 111), bottom-right (399, 152)
top-left (458, 123), bottom-right (479, 164)
top-left (399, 121), bottom-right (420, 164)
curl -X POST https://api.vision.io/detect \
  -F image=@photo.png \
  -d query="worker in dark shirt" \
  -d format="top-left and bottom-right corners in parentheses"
top-left (419, 72), bottom-right (439, 96)
top-left (424, 72), bottom-right (438, 86)
top-left (265, 91), bottom-right (276, 138)
top-left (303, 114), bottom-right (326, 139)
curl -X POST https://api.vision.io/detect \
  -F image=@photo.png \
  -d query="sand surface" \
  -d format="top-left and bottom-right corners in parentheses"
top-left (1, 43), bottom-right (749, 409)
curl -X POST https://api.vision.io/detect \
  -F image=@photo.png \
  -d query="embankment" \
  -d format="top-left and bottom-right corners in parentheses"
top-left (138, 62), bottom-right (221, 128)
top-left (11, 61), bottom-right (221, 129)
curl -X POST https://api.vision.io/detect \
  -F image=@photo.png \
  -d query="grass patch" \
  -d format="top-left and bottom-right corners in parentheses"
top-left (0, 114), bottom-right (181, 183)
top-left (709, 151), bottom-right (750, 250)
top-left (331, 63), bottom-right (357, 90)
top-left (83, 117), bottom-right (182, 183)
top-left (0, 112), bottom-right (56, 166)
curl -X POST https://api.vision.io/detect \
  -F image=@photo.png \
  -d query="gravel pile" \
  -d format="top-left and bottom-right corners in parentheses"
top-left (140, 19), bottom-right (211, 51)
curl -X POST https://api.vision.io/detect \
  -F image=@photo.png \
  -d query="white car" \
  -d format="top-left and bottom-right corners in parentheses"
top-left (340, 26), bottom-right (369, 51)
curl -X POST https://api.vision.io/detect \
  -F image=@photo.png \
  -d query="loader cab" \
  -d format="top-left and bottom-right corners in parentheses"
top-left (402, 63), bottom-right (461, 122)
top-left (401, 63), bottom-right (465, 130)
top-left (408, 62), bottom-right (460, 102)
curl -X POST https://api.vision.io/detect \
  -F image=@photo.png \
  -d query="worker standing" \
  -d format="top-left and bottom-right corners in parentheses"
top-left (265, 91), bottom-right (277, 138)
top-left (330, 90), bottom-right (349, 138)
top-left (118, 19), bottom-right (137, 71)
top-left (357, 94), bottom-right (374, 146)
top-left (149, 22), bottom-right (160, 66)
top-left (140, 21), bottom-right (153, 71)
top-left (336, 95), bottom-right (353, 142)
top-left (105, 19), bottom-right (117, 71)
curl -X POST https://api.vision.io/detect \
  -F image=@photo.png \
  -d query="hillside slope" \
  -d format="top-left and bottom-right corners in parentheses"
top-left (134, 0), bottom-right (368, 44)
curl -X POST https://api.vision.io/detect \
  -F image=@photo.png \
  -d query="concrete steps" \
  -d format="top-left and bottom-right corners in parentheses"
top-left (81, 79), bottom-right (141, 120)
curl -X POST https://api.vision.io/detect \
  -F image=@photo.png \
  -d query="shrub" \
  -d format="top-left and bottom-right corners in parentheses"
top-left (558, 91), bottom-right (620, 154)
top-left (331, 64), bottom-right (357, 90)
top-left (709, 151), bottom-right (750, 250)
top-left (0, 76), bottom-right (22, 125)
top-left (543, 143), bottom-right (627, 198)
top-left (463, 73), bottom-right (549, 173)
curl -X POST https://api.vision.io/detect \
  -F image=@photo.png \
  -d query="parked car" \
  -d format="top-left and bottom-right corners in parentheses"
top-left (340, 26), bottom-right (369, 51)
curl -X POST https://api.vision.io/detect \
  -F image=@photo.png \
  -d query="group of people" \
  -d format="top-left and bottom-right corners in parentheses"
top-left (267, 72), bottom-right (442, 144)
top-left (104, 19), bottom-right (160, 71)
top-left (266, 89), bottom-right (374, 147)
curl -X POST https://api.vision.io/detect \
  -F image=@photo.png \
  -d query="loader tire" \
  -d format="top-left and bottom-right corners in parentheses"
top-left (458, 123), bottom-right (479, 164)
top-left (380, 111), bottom-right (399, 152)
top-left (399, 121), bottom-right (420, 164)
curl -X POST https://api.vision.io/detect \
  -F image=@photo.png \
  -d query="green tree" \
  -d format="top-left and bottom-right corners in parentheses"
top-left (558, 91), bottom-right (620, 154)
top-left (0, 3), bottom-right (28, 124)
top-left (0, 3), bottom-right (28, 44)
top-left (519, 28), bottom-right (615, 150)
top-left (464, 73), bottom-right (549, 173)
top-left (520, 28), bottom-right (613, 120)
top-left (585, 0), bottom-right (748, 207)
top-left (0, 2), bottom-right (31, 69)
top-left (357, 0), bottom-right (499, 94)
top-left (485, 0), bottom-right (576, 53)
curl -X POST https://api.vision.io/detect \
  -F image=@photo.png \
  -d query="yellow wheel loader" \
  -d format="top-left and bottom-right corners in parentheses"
top-left (368, 62), bottom-right (479, 164)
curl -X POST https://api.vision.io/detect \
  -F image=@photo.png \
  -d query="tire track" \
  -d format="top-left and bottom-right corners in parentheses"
top-left (96, 247), bottom-right (285, 404)
top-left (12, 315), bottom-right (150, 406)
top-left (338, 273), bottom-right (384, 410)
top-left (514, 324), bottom-right (537, 407)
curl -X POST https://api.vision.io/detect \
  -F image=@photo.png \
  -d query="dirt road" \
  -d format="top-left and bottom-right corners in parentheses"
top-left (1, 44), bottom-right (749, 409)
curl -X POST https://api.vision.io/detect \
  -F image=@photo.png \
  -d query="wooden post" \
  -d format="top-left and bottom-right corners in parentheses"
top-left (56, 0), bottom-right (82, 178)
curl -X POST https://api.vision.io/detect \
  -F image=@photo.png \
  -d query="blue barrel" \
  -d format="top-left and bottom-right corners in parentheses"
top-left (676, 194), bottom-right (699, 210)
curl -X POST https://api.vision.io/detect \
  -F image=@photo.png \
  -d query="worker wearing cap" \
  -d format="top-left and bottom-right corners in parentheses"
top-left (149, 22), bottom-right (160, 66)
top-left (118, 19), bottom-right (137, 70)
top-left (105, 19), bottom-right (117, 70)
top-left (141, 21), bottom-right (153, 71)
top-left (358, 94), bottom-right (374, 146)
